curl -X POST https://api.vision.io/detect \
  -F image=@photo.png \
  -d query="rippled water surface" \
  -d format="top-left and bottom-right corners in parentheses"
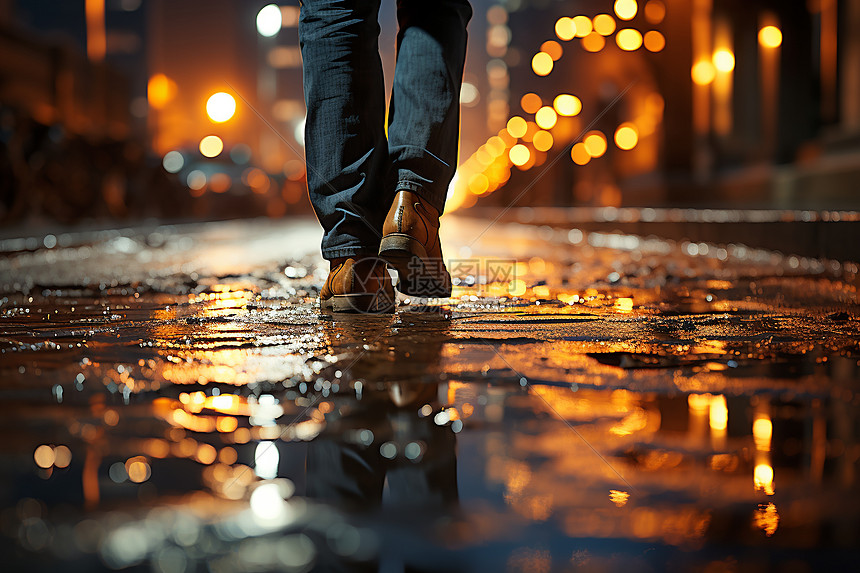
top-left (1, 217), bottom-right (859, 572)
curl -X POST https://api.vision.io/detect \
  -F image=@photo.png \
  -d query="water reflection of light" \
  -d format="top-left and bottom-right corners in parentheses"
top-left (754, 463), bottom-right (775, 496)
top-left (708, 395), bottom-right (728, 432)
top-left (753, 417), bottom-right (772, 452)
top-left (249, 483), bottom-right (290, 525)
top-left (254, 441), bottom-right (279, 479)
top-left (609, 490), bottom-right (629, 507)
top-left (754, 502), bottom-right (779, 536)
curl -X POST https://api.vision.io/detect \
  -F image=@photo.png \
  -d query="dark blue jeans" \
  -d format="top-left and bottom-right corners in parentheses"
top-left (300, 0), bottom-right (472, 260)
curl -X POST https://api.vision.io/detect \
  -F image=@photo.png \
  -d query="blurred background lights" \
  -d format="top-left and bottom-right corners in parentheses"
top-left (644, 0), bottom-right (666, 24)
top-left (759, 25), bottom-right (783, 48)
top-left (535, 106), bottom-right (558, 129)
top-left (206, 92), bottom-right (236, 123)
top-left (34, 445), bottom-right (54, 468)
top-left (713, 49), bottom-right (736, 72)
top-left (146, 73), bottom-right (176, 109)
top-left (254, 441), bottom-right (279, 480)
top-left (584, 131), bottom-right (608, 157)
top-left (643, 30), bottom-right (666, 52)
top-left (506, 116), bottom-right (528, 138)
top-left (187, 170), bottom-right (206, 190)
top-left (553, 94), bottom-right (582, 116)
top-left (555, 17), bottom-right (576, 41)
top-left (572, 15), bottom-right (592, 37)
top-left (614, 0), bottom-right (639, 21)
top-left (199, 135), bottom-right (224, 158)
top-left (521, 93), bottom-right (542, 114)
top-left (533, 130), bottom-right (553, 152)
top-left (540, 40), bottom-right (563, 61)
top-left (614, 123), bottom-right (639, 150)
top-left (692, 60), bottom-right (717, 85)
top-left (460, 82), bottom-right (479, 105)
top-left (256, 4), bottom-right (282, 37)
top-left (616, 28), bottom-right (643, 51)
top-left (162, 151), bottom-right (184, 173)
top-left (571, 142), bottom-right (591, 165)
top-left (582, 32), bottom-right (606, 52)
top-left (531, 51), bottom-right (553, 76)
top-left (509, 144), bottom-right (531, 166)
top-left (593, 14), bottom-right (617, 36)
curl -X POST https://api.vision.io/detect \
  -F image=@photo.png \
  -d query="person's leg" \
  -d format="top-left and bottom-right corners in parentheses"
top-left (300, 0), bottom-right (387, 260)
top-left (386, 0), bottom-right (472, 213)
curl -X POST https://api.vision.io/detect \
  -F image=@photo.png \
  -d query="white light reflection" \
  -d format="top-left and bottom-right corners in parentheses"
top-left (254, 441), bottom-right (279, 479)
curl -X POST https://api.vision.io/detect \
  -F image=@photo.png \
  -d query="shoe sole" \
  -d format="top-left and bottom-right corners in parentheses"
top-left (320, 292), bottom-right (395, 314)
top-left (379, 233), bottom-right (451, 298)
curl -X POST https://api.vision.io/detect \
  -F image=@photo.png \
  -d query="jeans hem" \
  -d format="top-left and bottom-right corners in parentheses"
top-left (322, 247), bottom-right (382, 261)
top-left (394, 180), bottom-right (446, 214)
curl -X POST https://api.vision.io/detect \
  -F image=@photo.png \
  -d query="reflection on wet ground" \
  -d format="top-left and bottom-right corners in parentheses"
top-left (1, 216), bottom-right (859, 571)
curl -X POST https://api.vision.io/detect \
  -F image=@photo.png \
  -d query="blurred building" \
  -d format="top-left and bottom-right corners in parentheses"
top-left (450, 0), bottom-right (860, 211)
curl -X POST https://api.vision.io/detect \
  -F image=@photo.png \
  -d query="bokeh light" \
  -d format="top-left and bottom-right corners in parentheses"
top-left (187, 170), bottom-right (206, 191)
top-left (521, 93), bottom-right (542, 114)
top-left (616, 28), bottom-right (643, 51)
top-left (533, 130), bottom-right (553, 152)
top-left (531, 52), bottom-right (554, 76)
top-left (535, 106), bottom-right (558, 130)
top-left (572, 16), bottom-right (593, 37)
top-left (506, 116), bottom-right (528, 138)
top-left (147, 73), bottom-right (177, 110)
top-left (593, 14), bottom-right (617, 36)
top-left (34, 445), bottom-right (54, 468)
top-left (582, 32), bottom-right (606, 52)
top-left (759, 26), bottom-right (782, 48)
top-left (256, 4), bottom-right (282, 37)
top-left (541, 40), bottom-right (563, 61)
top-left (614, 0), bottom-right (639, 21)
top-left (571, 142), bottom-right (591, 165)
top-left (162, 151), bottom-right (184, 173)
top-left (555, 17), bottom-right (576, 41)
top-left (553, 94), bottom-right (582, 116)
top-left (713, 49), bottom-right (736, 72)
top-left (584, 131), bottom-right (608, 157)
top-left (206, 92), bottom-right (236, 123)
top-left (691, 60), bottom-right (716, 85)
top-left (643, 30), bottom-right (665, 52)
top-left (614, 123), bottom-right (639, 150)
top-left (509, 144), bottom-right (531, 166)
top-left (199, 135), bottom-right (224, 158)
top-left (644, 0), bottom-right (666, 24)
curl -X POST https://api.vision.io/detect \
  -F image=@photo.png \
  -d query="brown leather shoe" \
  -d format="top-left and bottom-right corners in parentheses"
top-left (378, 190), bottom-right (452, 297)
top-left (319, 257), bottom-right (395, 313)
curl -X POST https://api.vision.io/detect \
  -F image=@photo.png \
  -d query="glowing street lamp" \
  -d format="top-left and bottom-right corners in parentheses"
top-left (256, 4), bottom-right (282, 37)
top-left (206, 92), bottom-right (236, 123)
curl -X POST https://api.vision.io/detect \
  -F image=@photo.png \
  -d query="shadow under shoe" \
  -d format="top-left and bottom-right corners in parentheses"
top-left (319, 257), bottom-right (395, 314)
top-left (378, 190), bottom-right (452, 298)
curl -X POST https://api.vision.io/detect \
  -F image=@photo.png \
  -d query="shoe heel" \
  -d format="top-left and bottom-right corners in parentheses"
top-left (323, 293), bottom-right (395, 314)
top-left (379, 233), bottom-right (429, 262)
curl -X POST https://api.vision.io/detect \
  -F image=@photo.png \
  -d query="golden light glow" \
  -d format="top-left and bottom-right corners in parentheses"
top-left (644, 0), bottom-right (666, 24)
top-left (572, 16), bottom-right (593, 37)
top-left (509, 144), bottom-right (531, 166)
top-left (571, 142), bottom-right (591, 165)
top-left (609, 490), bottom-right (630, 507)
top-left (532, 52), bottom-right (553, 76)
top-left (582, 32), bottom-right (606, 52)
top-left (593, 14), bottom-right (617, 36)
top-left (147, 73), bottom-right (177, 110)
top-left (469, 173), bottom-right (490, 194)
top-left (615, 297), bottom-right (634, 312)
top-left (206, 92), bottom-right (236, 123)
top-left (199, 135), bottom-right (224, 158)
top-left (555, 17), bottom-right (576, 41)
top-left (506, 116), bottom-right (528, 138)
top-left (614, 123), bottom-right (639, 150)
top-left (521, 93), bottom-right (542, 114)
top-left (713, 49), bottom-right (736, 72)
top-left (541, 40), bottom-right (563, 61)
top-left (616, 28), bottom-right (643, 51)
top-left (754, 502), bottom-right (779, 536)
top-left (53, 445), bottom-right (72, 468)
top-left (34, 445), bottom-right (55, 468)
top-left (691, 60), bottom-right (716, 85)
top-left (643, 30), bottom-right (665, 52)
top-left (535, 106), bottom-right (558, 129)
top-left (758, 25), bottom-right (782, 48)
top-left (583, 131), bottom-right (607, 158)
top-left (754, 463), bottom-right (775, 495)
top-left (553, 94), bottom-right (582, 116)
top-left (508, 279), bottom-right (527, 296)
top-left (708, 394), bottom-right (728, 431)
top-left (753, 417), bottom-right (772, 451)
top-left (614, 0), bottom-right (638, 21)
top-left (532, 130), bottom-right (553, 152)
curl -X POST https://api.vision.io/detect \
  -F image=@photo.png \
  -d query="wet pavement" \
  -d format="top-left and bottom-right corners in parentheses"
top-left (1, 214), bottom-right (859, 572)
